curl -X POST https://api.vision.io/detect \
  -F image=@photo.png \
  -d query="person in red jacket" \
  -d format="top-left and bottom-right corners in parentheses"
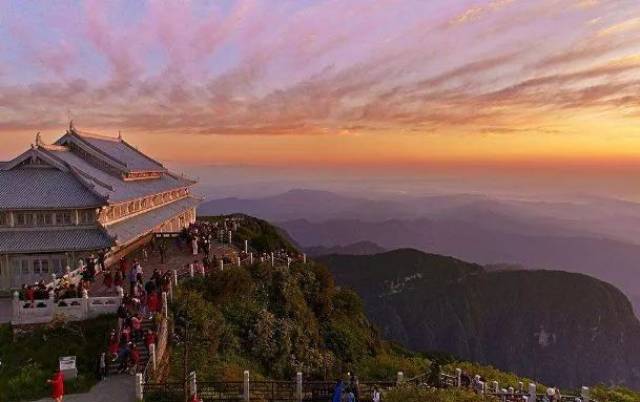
top-left (129, 344), bottom-right (140, 373)
top-left (147, 291), bottom-right (159, 314)
top-left (47, 370), bottom-right (64, 402)
top-left (145, 329), bottom-right (157, 352)
top-left (26, 286), bottom-right (35, 307)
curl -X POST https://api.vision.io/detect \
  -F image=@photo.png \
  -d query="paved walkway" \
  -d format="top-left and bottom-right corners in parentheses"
top-left (31, 375), bottom-right (135, 402)
top-left (89, 239), bottom-right (237, 297)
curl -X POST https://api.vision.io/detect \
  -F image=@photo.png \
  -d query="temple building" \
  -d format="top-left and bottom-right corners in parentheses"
top-left (0, 124), bottom-right (199, 290)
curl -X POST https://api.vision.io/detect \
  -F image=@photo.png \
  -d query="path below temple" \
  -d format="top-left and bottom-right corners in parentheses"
top-left (31, 375), bottom-right (135, 402)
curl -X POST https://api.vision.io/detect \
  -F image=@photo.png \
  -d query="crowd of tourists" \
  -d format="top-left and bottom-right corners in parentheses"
top-left (17, 251), bottom-right (108, 306)
top-left (101, 256), bottom-right (171, 376)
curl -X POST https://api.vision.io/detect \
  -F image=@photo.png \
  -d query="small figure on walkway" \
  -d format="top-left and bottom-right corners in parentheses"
top-left (47, 370), bottom-right (64, 402)
top-left (332, 379), bottom-right (343, 402)
top-left (372, 386), bottom-right (381, 402)
top-left (103, 268), bottom-right (113, 289)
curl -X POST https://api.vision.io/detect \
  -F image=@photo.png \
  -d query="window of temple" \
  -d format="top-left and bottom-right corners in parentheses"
top-left (79, 210), bottom-right (95, 225)
top-left (36, 212), bottom-right (54, 226)
top-left (0, 212), bottom-right (6, 226)
top-left (55, 211), bottom-right (73, 226)
top-left (16, 212), bottom-right (34, 226)
top-left (141, 198), bottom-right (148, 209)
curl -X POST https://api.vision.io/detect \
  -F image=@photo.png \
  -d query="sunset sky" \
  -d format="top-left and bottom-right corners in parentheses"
top-left (1, 0), bottom-right (640, 169)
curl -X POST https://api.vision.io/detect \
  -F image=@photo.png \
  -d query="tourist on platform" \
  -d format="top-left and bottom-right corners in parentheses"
top-left (96, 352), bottom-right (107, 380)
top-left (114, 270), bottom-right (123, 288)
top-left (25, 285), bottom-right (35, 307)
top-left (108, 330), bottom-right (120, 360)
top-left (47, 370), bottom-right (65, 402)
top-left (142, 246), bottom-right (149, 262)
top-left (192, 236), bottom-right (199, 255)
top-left (147, 291), bottom-right (159, 315)
top-left (97, 250), bottom-right (106, 271)
top-left (129, 344), bottom-right (140, 374)
top-left (117, 343), bottom-right (131, 373)
top-left (346, 389), bottom-right (356, 402)
top-left (131, 314), bottom-right (143, 342)
top-left (128, 264), bottom-right (138, 295)
top-left (145, 329), bottom-right (157, 352)
top-left (103, 268), bottom-right (113, 289)
top-left (119, 257), bottom-right (128, 278)
top-left (121, 323), bottom-right (132, 345)
top-left (372, 386), bottom-right (381, 402)
top-left (331, 379), bottom-right (343, 402)
top-left (136, 260), bottom-right (144, 277)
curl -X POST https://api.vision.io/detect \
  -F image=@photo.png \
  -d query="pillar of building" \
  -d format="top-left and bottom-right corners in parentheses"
top-left (581, 386), bottom-right (590, 402)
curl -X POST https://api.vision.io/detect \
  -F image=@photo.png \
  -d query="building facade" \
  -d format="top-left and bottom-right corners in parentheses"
top-left (0, 125), bottom-right (199, 290)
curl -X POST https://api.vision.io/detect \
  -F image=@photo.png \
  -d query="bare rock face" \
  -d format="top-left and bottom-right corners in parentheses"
top-left (320, 249), bottom-right (640, 389)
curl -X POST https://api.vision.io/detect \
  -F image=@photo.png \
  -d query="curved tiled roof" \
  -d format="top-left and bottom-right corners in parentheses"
top-left (45, 148), bottom-right (193, 203)
top-left (0, 229), bottom-right (113, 253)
top-left (0, 169), bottom-right (105, 209)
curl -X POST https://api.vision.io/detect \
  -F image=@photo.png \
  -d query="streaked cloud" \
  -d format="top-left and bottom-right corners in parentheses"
top-left (0, 0), bottom-right (639, 166)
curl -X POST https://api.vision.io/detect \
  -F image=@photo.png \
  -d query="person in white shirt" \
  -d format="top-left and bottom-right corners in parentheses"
top-left (372, 386), bottom-right (381, 402)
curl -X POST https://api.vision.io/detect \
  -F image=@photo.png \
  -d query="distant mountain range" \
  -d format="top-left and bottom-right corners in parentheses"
top-left (319, 249), bottom-right (640, 389)
top-left (199, 189), bottom-right (640, 315)
top-left (304, 241), bottom-right (387, 256)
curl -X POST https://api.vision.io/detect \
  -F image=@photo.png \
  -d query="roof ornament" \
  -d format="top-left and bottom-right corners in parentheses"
top-left (35, 132), bottom-right (43, 147)
top-left (118, 130), bottom-right (123, 140)
top-left (69, 120), bottom-right (75, 132)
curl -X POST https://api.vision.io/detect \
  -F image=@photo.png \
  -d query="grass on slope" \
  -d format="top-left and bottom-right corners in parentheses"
top-left (0, 316), bottom-right (113, 402)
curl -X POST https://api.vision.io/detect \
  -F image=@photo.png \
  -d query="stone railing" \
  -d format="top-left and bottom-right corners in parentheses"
top-left (416, 369), bottom-right (596, 402)
top-left (11, 294), bottom-right (122, 325)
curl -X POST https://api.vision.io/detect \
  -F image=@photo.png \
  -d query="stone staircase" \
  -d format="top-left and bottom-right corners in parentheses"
top-left (107, 317), bottom-right (155, 375)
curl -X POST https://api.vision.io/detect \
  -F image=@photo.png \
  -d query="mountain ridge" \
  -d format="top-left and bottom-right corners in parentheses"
top-left (319, 248), bottom-right (640, 389)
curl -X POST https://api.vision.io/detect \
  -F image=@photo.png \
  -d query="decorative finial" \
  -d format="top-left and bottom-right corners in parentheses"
top-left (118, 130), bottom-right (122, 140)
top-left (35, 132), bottom-right (43, 147)
top-left (69, 120), bottom-right (75, 131)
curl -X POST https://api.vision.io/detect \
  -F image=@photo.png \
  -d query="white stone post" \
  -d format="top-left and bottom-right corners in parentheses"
top-left (249, 253), bottom-right (253, 265)
top-left (237, 256), bottom-right (241, 267)
top-left (303, 253), bottom-right (307, 264)
top-left (508, 386), bottom-right (514, 395)
top-left (396, 371), bottom-right (404, 385)
top-left (228, 230), bottom-right (232, 244)
top-left (243, 370), bottom-right (250, 402)
top-left (135, 373), bottom-right (144, 400)
top-left (581, 386), bottom-right (590, 402)
top-left (455, 368), bottom-right (462, 388)
top-left (173, 269), bottom-right (178, 287)
top-left (162, 291), bottom-right (168, 319)
top-left (244, 239), bottom-right (248, 253)
top-left (517, 382), bottom-right (524, 393)
top-left (81, 291), bottom-right (89, 319)
top-left (287, 257), bottom-right (291, 268)
top-left (150, 343), bottom-right (157, 371)
top-left (492, 381), bottom-right (499, 394)
top-left (271, 252), bottom-right (274, 267)
top-left (527, 383), bottom-right (537, 402)
top-left (190, 371), bottom-right (197, 398)
top-left (189, 264), bottom-right (194, 278)
top-left (219, 260), bottom-right (224, 271)
top-left (296, 372), bottom-right (303, 402)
